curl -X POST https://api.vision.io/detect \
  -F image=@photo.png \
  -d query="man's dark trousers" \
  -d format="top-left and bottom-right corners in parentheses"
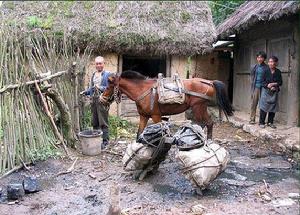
top-left (91, 96), bottom-right (109, 143)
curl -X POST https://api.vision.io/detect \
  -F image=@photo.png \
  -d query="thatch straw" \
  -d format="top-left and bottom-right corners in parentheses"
top-left (217, 1), bottom-right (300, 39)
top-left (1, 1), bottom-right (216, 56)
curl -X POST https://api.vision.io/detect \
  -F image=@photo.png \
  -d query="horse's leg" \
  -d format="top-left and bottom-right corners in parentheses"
top-left (192, 103), bottom-right (213, 140)
top-left (136, 115), bottom-right (149, 140)
top-left (204, 112), bottom-right (213, 140)
top-left (151, 115), bottom-right (162, 123)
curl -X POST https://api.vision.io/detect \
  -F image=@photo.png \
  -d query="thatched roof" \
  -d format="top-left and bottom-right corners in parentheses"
top-left (1, 1), bottom-right (216, 56)
top-left (217, 1), bottom-right (300, 39)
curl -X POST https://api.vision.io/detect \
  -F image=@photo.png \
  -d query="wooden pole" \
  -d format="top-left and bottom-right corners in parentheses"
top-left (0, 70), bottom-right (68, 94)
top-left (45, 88), bottom-right (77, 147)
top-left (34, 81), bottom-right (70, 158)
top-left (72, 62), bottom-right (80, 134)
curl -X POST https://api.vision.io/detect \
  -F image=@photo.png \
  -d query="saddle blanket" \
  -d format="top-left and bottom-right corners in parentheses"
top-left (157, 73), bottom-right (185, 104)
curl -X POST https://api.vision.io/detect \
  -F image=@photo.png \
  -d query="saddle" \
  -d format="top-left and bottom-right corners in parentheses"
top-left (157, 73), bottom-right (185, 104)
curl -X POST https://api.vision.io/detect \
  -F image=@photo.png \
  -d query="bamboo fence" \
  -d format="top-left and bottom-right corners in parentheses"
top-left (0, 24), bottom-right (91, 175)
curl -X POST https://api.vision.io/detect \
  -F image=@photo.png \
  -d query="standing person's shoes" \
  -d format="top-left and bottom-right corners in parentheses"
top-left (267, 123), bottom-right (276, 129)
top-left (101, 141), bottom-right (109, 150)
top-left (259, 124), bottom-right (265, 128)
top-left (249, 120), bottom-right (256, 124)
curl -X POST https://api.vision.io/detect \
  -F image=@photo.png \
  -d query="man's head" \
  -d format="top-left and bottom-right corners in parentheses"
top-left (268, 56), bottom-right (278, 70)
top-left (95, 56), bottom-right (105, 72)
top-left (256, 51), bottom-right (267, 65)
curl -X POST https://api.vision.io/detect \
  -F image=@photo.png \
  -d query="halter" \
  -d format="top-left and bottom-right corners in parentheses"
top-left (100, 73), bottom-right (121, 105)
top-left (113, 80), bottom-right (121, 104)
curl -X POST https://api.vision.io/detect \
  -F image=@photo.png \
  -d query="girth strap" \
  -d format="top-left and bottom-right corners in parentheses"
top-left (136, 85), bottom-right (157, 113)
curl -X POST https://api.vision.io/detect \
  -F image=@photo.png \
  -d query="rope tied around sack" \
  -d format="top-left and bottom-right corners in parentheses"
top-left (123, 122), bottom-right (171, 170)
top-left (180, 144), bottom-right (224, 174)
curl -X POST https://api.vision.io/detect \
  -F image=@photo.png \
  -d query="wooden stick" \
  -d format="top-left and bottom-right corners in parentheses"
top-left (57, 157), bottom-right (78, 176)
top-left (34, 81), bottom-right (70, 157)
top-left (103, 150), bottom-right (123, 157)
top-left (107, 182), bottom-right (121, 215)
top-left (0, 162), bottom-right (31, 180)
top-left (71, 62), bottom-right (80, 134)
top-left (18, 155), bottom-right (31, 172)
top-left (98, 174), bottom-right (111, 182)
top-left (0, 70), bottom-right (68, 94)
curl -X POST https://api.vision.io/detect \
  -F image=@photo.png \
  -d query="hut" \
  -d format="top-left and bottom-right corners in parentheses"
top-left (1, 1), bottom-right (217, 117)
top-left (217, 1), bottom-right (300, 126)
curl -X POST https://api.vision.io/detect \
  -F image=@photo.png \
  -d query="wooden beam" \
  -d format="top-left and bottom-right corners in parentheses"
top-left (0, 70), bottom-right (68, 94)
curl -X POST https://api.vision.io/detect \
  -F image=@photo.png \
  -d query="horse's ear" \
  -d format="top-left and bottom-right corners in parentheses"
top-left (108, 75), bottom-right (115, 83)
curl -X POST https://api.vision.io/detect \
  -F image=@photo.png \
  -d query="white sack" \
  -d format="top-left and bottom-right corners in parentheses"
top-left (176, 143), bottom-right (230, 190)
top-left (122, 141), bottom-right (156, 171)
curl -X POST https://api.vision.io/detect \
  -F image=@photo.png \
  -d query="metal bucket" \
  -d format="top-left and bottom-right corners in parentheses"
top-left (78, 130), bottom-right (103, 156)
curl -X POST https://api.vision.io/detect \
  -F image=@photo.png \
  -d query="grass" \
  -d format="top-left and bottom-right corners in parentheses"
top-left (81, 104), bottom-right (136, 139)
top-left (27, 144), bottom-right (62, 162)
top-left (26, 15), bottom-right (54, 29)
top-left (109, 115), bottom-right (136, 139)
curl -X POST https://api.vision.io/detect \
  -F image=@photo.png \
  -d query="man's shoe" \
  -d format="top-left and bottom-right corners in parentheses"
top-left (267, 123), bottom-right (276, 129)
top-left (101, 141), bottom-right (109, 150)
top-left (259, 124), bottom-right (265, 128)
top-left (249, 120), bottom-right (255, 124)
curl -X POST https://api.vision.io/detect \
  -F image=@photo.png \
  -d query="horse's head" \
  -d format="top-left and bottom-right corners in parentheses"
top-left (100, 73), bottom-right (121, 105)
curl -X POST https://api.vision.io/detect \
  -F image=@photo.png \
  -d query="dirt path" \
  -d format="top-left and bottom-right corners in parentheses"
top-left (0, 122), bottom-right (299, 215)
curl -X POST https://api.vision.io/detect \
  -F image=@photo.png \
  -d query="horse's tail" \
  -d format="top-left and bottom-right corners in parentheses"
top-left (213, 80), bottom-right (234, 119)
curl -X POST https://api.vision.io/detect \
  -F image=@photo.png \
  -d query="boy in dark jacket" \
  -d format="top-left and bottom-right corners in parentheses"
top-left (249, 51), bottom-right (269, 124)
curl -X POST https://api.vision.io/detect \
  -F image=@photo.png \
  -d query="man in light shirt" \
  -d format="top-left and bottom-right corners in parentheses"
top-left (81, 56), bottom-right (111, 148)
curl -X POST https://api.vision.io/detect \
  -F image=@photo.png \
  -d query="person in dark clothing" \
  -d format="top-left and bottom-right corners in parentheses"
top-left (259, 56), bottom-right (282, 128)
top-left (80, 56), bottom-right (111, 148)
top-left (249, 51), bottom-right (269, 124)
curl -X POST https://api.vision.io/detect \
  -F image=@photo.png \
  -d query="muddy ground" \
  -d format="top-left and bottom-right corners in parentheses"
top-left (0, 122), bottom-right (299, 215)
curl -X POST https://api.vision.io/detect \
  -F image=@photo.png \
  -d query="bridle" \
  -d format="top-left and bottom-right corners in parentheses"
top-left (100, 73), bottom-right (121, 105)
top-left (113, 78), bottom-right (121, 104)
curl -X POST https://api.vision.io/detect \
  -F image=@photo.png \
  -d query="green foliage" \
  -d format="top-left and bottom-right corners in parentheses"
top-left (109, 115), bottom-right (135, 138)
top-left (26, 16), bottom-right (41, 28)
top-left (5, 1), bottom-right (15, 10)
top-left (83, 1), bottom-right (94, 10)
top-left (209, 0), bottom-right (245, 25)
top-left (81, 106), bottom-right (135, 139)
top-left (27, 144), bottom-right (62, 162)
top-left (0, 127), bottom-right (3, 140)
top-left (81, 104), bottom-right (92, 129)
top-left (293, 151), bottom-right (300, 162)
top-left (26, 16), bottom-right (54, 29)
top-left (180, 11), bottom-right (191, 23)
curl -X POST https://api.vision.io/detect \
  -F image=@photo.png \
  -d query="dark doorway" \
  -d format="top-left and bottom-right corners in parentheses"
top-left (122, 55), bottom-right (166, 77)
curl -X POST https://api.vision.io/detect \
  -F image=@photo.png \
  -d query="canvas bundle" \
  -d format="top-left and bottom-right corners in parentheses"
top-left (138, 122), bottom-right (171, 147)
top-left (176, 143), bottom-right (230, 190)
top-left (157, 73), bottom-right (185, 104)
top-left (123, 122), bottom-right (172, 172)
top-left (173, 123), bottom-right (206, 150)
top-left (122, 140), bottom-right (172, 171)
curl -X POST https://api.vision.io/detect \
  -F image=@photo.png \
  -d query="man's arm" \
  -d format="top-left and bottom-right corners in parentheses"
top-left (99, 71), bottom-right (111, 92)
top-left (80, 72), bottom-right (95, 95)
top-left (262, 68), bottom-right (270, 88)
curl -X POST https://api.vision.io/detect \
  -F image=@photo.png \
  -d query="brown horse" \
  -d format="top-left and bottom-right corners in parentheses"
top-left (101, 71), bottom-right (233, 139)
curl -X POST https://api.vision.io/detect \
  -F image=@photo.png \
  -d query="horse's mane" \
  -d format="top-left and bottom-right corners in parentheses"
top-left (120, 70), bottom-right (147, 80)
